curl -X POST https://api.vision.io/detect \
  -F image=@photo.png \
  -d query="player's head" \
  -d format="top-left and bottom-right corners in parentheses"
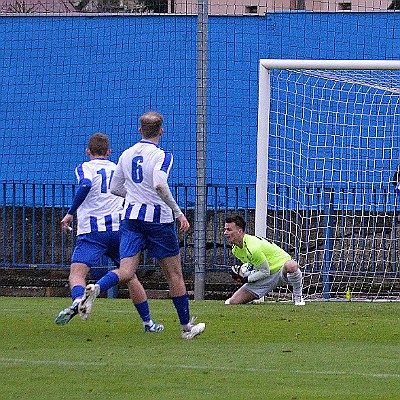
top-left (139, 111), bottom-right (164, 139)
top-left (226, 215), bottom-right (246, 230)
top-left (87, 133), bottom-right (110, 157)
top-left (224, 215), bottom-right (246, 245)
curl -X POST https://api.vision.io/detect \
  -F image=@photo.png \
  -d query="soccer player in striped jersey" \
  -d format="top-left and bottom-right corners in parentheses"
top-left (224, 214), bottom-right (305, 306)
top-left (78, 112), bottom-right (206, 340)
top-left (55, 133), bottom-right (163, 333)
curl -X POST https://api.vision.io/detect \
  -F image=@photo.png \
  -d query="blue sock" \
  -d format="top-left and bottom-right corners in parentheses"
top-left (171, 293), bottom-right (190, 326)
top-left (135, 301), bottom-right (151, 324)
top-left (96, 271), bottom-right (120, 293)
top-left (71, 285), bottom-right (85, 303)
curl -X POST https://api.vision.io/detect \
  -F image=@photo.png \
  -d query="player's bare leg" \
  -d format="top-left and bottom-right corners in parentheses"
top-left (78, 253), bottom-right (142, 321)
top-left (225, 286), bottom-right (257, 305)
top-left (159, 255), bottom-right (187, 297)
top-left (159, 255), bottom-right (205, 339)
top-left (115, 253), bottom-right (142, 282)
top-left (55, 263), bottom-right (89, 326)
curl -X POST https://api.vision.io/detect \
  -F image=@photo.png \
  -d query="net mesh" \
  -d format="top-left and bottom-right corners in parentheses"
top-left (1, 2), bottom-right (400, 288)
top-left (264, 67), bottom-right (400, 301)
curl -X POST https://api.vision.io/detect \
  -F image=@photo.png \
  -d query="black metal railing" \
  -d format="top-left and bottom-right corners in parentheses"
top-left (1, 182), bottom-right (398, 280)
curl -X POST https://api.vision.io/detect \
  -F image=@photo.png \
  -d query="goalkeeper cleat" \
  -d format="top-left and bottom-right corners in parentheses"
top-left (251, 296), bottom-right (265, 304)
top-left (144, 320), bottom-right (164, 333)
top-left (78, 284), bottom-right (100, 320)
top-left (293, 294), bottom-right (305, 306)
top-left (181, 317), bottom-right (206, 340)
top-left (55, 304), bottom-right (78, 326)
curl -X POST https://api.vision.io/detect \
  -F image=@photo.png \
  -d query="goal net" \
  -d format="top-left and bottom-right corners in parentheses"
top-left (256, 59), bottom-right (400, 302)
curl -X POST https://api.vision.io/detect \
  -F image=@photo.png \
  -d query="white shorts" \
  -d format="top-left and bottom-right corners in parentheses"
top-left (241, 267), bottom-right (288, 299)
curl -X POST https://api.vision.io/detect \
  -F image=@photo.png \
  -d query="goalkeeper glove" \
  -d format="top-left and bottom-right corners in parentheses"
top-left (230, 270), bottom-right (248, 284)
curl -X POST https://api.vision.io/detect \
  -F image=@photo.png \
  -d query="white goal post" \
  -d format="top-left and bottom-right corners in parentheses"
top-left (256, 59), bottom-right (400, 301)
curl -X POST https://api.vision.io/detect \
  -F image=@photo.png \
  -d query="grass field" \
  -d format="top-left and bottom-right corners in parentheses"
top-left (0, 297), bottom-right (399, 400)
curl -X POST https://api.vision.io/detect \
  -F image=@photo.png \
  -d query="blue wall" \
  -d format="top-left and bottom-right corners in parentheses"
top-left (1, 13), bottom-right (400, 207)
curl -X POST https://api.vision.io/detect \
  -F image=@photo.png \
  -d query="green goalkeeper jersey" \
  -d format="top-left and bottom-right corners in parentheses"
top-left (232, 234), bottom-right (291, 275)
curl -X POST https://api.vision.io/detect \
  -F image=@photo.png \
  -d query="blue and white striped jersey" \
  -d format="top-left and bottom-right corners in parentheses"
top-left (75, 158), bottom-right (123, 235)
top-left (113, 140), bottom-right (175, 223)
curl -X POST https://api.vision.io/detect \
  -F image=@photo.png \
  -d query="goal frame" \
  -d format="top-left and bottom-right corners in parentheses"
top-left (256, 59), bottom-right (400, 236)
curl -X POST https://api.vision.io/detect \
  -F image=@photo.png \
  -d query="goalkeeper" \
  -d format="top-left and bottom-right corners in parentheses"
top-left (224, 214), bottom-right (305, 306)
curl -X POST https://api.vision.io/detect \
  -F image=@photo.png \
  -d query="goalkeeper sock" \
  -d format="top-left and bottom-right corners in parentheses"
top-left (134, 300), bottom-right (151, 324)
top-left (171, 293), bottom-right (190, 326)
top-left (287, 269), bottom-right (303, 296)
top-left (96, 271), bottom-right (120, 293)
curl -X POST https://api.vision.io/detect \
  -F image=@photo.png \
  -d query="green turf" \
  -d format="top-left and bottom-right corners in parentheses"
top-left (0, 297), bottom-right (399, 400)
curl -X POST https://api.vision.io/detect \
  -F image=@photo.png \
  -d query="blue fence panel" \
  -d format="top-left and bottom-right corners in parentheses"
top-left (2, 14), bottom-right (400, 192)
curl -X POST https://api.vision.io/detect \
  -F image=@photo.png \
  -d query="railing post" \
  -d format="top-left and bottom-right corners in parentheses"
top-left (194, 0), bottom-right (208, 300)
top-left (323, 188), bottom-right (334, 299)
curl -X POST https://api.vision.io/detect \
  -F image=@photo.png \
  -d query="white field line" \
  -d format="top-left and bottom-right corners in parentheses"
top-left (2, 308), bottom-right (132, 314)
top-left (0, 357), bottom-right (107, 367)
top-left (0, 357), bottom-right (399, 379)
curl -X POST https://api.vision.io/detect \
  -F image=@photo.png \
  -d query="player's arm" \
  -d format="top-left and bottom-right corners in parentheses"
top-left (153, 152), bottom-right (189, 232)
top-left (242, 239), bottom-right (271, 282)
top-left (110, 172), bottom-right (127, 197)
top-left (110, 163), bottom-right (127, 198)
top-left (67, 179), bottom-right (92, 214)
top-left (247, 260), bottom-right (270, 283)
top-left (230, 254), bottom-right (270, 283)
top-left (230, 261), bottom-right (270, 284)
top-left (153, 170), bottom-right (183, 218)
top-left (153, 170), bottom-right (189, 232)
top-left (61, 178), bottom-right (92, 232)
